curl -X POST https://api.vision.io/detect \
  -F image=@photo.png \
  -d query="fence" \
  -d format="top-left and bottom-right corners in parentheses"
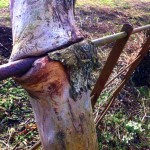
top-left (0, 23), bottom-right (150, 150)
top-left (91, 24), bottom-right (150, 125)
top-left (0, 24), bottom-right (150, 125)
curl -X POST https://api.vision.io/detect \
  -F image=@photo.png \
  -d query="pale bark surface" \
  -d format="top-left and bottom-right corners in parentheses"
top-left (10, 0), bottom-right (98, 149)
top-left (9, 0), bottom-right (83, 61)
top-left (15, 41), bottom-right (98, 150)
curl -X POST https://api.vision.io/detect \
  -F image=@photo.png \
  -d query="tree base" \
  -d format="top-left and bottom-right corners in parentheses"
top-left (15, 41), bottom-right (99, 150)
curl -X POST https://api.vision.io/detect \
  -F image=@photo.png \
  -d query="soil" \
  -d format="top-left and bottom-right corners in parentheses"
top-left (132, 51), bottom-right (150, 87)
top-left (0, 26), bottom-right (12, 59)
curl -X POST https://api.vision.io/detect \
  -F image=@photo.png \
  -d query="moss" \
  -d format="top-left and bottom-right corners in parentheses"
top-left (49, 40), bottom-right (100, 99)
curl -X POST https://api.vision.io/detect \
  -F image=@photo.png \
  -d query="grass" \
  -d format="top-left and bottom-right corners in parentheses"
top-left (0, 0), bottom-right (9, 8)
top-left (0, 0), bottom-right (150, 8)
top-left (76, 0), bottom-right (130, 7)
top-left (97, 85), bottom-right (150, 149)
top-left (0, 0), bottom-right (124, 8)
top-left (0, 79), bottom-right (39, 149)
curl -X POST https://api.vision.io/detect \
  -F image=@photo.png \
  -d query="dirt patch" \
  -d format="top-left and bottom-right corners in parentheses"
top-left (132, 52), bottom-right (150, 87)
top-left (0, 8), bottom-right (11, 27)
top-left (75, 2), bottom-right (150, 38)
top-left (0, 26), bottom-right (12, 59)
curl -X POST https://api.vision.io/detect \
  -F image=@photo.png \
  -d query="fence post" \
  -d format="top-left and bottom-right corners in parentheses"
top-left (95, 36), bottom-right (150, 125)
top-left (91, 24), bottom-right (133, 108)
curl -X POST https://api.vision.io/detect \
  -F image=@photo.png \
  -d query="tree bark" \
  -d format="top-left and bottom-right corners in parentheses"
top-left (15, 41), bottom-right (98, 150)
top-left (9, 0), bottom-right (83, 62)
top-left (10, 0), bottom-right (98, 149)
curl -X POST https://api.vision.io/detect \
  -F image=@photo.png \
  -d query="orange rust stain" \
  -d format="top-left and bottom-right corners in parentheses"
top-left (48, 80), bottom-right (63, 97)
top-left (17, 58), bottom-right (69, 98)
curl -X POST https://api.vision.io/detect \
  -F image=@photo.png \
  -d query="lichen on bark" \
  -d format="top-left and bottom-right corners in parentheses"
top-left (49, 40), bottom-right (100, 100)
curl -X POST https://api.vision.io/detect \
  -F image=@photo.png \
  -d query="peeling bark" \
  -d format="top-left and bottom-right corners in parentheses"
top-left (15, 41), bottom-right (98, 150)
top-left (9, 0), bottom-right (84, 62)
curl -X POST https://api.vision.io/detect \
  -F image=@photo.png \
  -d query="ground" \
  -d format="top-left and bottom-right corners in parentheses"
top-left (0, 0), bottom-right (150, 149)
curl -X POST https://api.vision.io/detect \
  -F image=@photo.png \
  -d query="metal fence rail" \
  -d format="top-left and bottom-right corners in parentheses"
top-left (91, 24), bottom-right (150, 109)
top-left (95, 36), bottom-right (150, 124)
top-left (0, 23), bottom-right (150, 133)
top-left (91, 24), bottom-right (133, 108)
top-left (90, 24), bottom-right (150, 125)
top-left (92, 24), bottom-right (150, 46)
top-left (0, 24), bottom-right (150, 82)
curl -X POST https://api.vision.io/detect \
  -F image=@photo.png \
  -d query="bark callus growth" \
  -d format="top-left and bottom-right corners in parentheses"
top-left (49, 40), bottom-right (99, 100)
top-left (15, 41), bottom-right (99, 150)
top-left (10, 0), bottom-right (84, 62)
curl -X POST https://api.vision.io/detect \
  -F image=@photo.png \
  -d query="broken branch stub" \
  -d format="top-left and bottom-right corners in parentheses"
top-left (9, 0), bottom-right (84, 62)
top-left (15, 41), bottom-right (99, 150)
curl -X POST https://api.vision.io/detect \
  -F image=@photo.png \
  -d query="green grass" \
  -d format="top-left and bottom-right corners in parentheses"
top-left (76, 0), bottom-right (129, 7)
top-left (1, 0), bottom-right (115, 8)
top-left (77, 0), bottom-right (113, 7)
top-left (0, 0), bottom-right (9, 8)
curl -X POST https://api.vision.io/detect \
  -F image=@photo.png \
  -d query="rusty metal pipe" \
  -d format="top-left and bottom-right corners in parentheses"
top-left (92, 24), bottom-right (150, 46)
top-left (0, 57), bottom-right (37, 81)
top-left (0, 24), bottom-right (150, 82)
top-left (92, 32), bottom-right (127, 46)
top-left (133, 24), bottom-right (150, 34)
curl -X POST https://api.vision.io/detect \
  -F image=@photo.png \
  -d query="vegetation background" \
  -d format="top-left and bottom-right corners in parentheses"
top-left (0, 0), bottom-right (150, 149)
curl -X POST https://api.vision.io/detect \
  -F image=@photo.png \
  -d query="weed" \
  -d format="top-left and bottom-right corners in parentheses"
top-left (76, 0), bottom-right (131, 8)
top-left (0, 0), bottom-right (9, 8)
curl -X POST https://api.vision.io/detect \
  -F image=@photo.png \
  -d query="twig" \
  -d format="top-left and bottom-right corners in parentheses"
top-left (0, 140), bottom-right (11, 149)
top-left (12, 128), bottom-right (37, 150)
top-left (29, 141), bottom-right (41, 150)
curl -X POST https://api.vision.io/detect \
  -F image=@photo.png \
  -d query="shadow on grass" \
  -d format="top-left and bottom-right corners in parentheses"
top-left (75, 3), bottom-right (150, 36)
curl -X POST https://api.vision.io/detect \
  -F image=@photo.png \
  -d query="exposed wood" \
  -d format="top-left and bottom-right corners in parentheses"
top-left (9, 0), bottom-right (84, 62)
top-left (15, 41), bottom-right (98, 150)
top-left (9, 1), bottom-right (97, 149)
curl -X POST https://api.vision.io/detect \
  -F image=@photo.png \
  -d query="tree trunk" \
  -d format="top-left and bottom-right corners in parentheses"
top-left (15, 41), bottom-right (98, 150)
top-left (10, 0), bottom-right (98, 149)
top-left (9, 0), bottom-right (83, 61)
